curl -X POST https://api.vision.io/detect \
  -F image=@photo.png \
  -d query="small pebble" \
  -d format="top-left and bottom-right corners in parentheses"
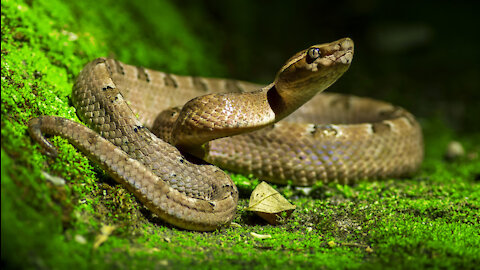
top-left (295, 186), bottom-right (313, 196)
top-left (74, 234), bottom-right (87, 244)
top-left (41, 171), bottom-right (65, 186)
top-left (445, 141), bottom-right (465, 160)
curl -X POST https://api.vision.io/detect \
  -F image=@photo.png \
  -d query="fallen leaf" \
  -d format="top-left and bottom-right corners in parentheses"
top-left (250, 232), bottom-right (272, 239)
top-left (246, 182), bottom-right (296, 224)
top-left (93, 224), bottom-right (116, 249)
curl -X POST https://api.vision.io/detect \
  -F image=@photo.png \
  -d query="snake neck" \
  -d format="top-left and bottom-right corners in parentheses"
top-left (172, 38), bottom-right (354, 156)
top-left (265, 84), bottom-right (304, 121)
top-left (270, 69), bottom-right (347, 120)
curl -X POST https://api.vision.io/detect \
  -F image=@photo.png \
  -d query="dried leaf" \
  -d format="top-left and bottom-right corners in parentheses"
top-left (230, 222), bottom-right (242, 228)
top-left (74, 234), bottom-right (87, 244)
top-left (246, 182), bottom-right (296, 224)
top-left (250, 232), bottom-right (272, 239)
top-left (93, 224), bottom-right (116, 249)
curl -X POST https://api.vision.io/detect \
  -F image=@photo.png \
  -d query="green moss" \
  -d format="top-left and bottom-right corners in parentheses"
top-left (2, 0), bottom-right (480, 269)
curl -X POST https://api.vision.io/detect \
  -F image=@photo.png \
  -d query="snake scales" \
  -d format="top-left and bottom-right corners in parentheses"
top-left (28, 38), bottom-right (423, 231)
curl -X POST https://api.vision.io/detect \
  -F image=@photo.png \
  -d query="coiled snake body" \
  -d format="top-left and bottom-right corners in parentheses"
top-left (29, 38), bottom-right (423, 231)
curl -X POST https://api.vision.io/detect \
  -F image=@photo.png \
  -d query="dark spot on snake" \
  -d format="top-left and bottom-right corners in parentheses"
top-left (209, 202), bottom-right (216, 208)
top-left (136, 66), bottom-right (150, 82)
top-left (56, 117), bottom-right (66, 125)
top-left (102, 85), bottom-right (114, 91)
top-left (93, 57), bottom-right (107, 65)
top-left (87, 132), bottom-right (98, 145)
top-left (164, 73), bottom-right (178, 88)
top-left (402, 114), bottom-right (415, 126)
top-left (225, 80), bottom-right (243, 93)
top-left (179, 158), bottom-right (184, 163)
top-left (378, 109), bottom-right (392, 117)
top-left (113, 59), bottom-right (125, 75)
top-left (192, 77), bottom-right (208, 92)
top-left (329, 95), bottom-right (351, 110)
top-left (266, 86), bottom-right (287, 116)
top-left (311, 125), bottom-right (338, 137)
top-left (378, 106), bottom-right (404, 120)
top-left (111, 95), bottom-right (119, 103)
top-left (102, 60), bottom-right (115, 76)
top-left (372, 122), bottom-right (391, 134)
top-left (379, 107), bottom-right (416, 126)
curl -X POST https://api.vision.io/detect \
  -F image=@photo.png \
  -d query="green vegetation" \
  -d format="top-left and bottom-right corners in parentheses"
top-left (2, 0), bottom-right (479, 269)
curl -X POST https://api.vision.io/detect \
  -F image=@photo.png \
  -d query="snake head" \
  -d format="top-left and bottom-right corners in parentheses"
top-left (274, 38), bottom-right (354, 107)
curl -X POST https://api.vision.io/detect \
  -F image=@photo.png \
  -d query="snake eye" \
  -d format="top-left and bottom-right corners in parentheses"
top-left (306, 48), bottom-right (321, 64)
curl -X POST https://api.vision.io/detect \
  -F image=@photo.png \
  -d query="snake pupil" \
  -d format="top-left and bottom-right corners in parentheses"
top-left (306, 48), bottom-right (321, 64)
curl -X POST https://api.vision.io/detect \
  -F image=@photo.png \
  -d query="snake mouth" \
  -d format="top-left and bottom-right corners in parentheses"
top-left (313, 38), bottom-right (354, 68)
top-left (333, 46), bottom-right (354, 65)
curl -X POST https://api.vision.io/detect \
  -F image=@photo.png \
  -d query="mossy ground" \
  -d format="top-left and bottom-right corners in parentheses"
top-left (2, 0), bottom-right (479, 269)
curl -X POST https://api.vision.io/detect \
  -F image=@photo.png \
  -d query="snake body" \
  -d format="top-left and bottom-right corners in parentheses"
top-left (28, 38), bottom-right (423, 230)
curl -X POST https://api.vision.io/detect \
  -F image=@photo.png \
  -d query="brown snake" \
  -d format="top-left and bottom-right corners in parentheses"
top-left (28, 38), bottom-right (423, 231)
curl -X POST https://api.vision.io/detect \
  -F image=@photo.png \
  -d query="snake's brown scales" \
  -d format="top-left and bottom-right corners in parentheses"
top-left (28, 38), bottom-right (423, 231)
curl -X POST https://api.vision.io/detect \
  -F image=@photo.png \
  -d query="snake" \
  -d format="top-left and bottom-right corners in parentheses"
top-left (28, 38), bottom-right (424, 231)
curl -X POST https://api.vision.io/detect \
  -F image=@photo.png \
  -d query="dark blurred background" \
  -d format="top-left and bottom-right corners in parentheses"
top-left (174, 0), bottom-right (479, 133)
